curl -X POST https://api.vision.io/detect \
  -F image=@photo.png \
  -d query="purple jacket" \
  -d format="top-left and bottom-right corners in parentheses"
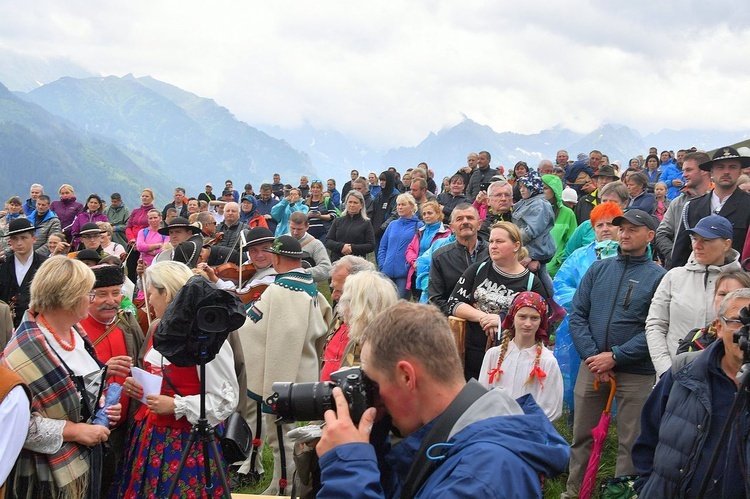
top-left (70, 211), bottom-right (109, 247)
top-left (50, 197), bottom-right (83, 238)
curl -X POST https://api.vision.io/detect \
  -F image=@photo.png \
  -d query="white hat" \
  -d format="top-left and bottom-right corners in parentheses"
top-left (562, 187), bottom-right (578, 204)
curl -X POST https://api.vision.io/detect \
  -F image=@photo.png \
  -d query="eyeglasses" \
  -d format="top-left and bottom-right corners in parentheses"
top-left (721, 315), bottom-right (744, 331)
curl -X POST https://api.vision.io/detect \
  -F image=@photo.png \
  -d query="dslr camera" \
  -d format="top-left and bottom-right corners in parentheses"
top-left (268, 367), bottom-right (374, 424)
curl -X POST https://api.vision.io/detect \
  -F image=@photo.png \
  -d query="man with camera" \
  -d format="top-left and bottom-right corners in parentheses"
top-left (315, 301), bottom-right (569, 497)
top-left (633, 288), bottom-right (750, 497)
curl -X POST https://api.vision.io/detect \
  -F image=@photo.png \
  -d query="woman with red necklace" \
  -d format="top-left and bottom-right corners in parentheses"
top-left (1, 256), bottom-right (121, 498)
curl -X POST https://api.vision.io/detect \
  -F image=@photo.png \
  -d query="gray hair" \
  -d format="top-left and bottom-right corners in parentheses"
top-left (331, 255), bottom-right (374, 277)
top-left (487, 180), bottom-right (512, 197)
top-left (450, 203), bottom-right (479, 223)
top-left (600, 180), bottom-right (629, 204)
top-left (343, 191), bottom-right (369, 221)
top-left (30, 183), bottom-right (44, 192)
top-left (718, 288), bottom-right (750, 318)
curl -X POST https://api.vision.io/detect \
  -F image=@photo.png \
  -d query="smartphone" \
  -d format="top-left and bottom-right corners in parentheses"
top-left (480, 182), bottom-right (491, 192)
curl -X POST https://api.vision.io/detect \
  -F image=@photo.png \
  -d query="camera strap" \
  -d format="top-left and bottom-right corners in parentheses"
top-left (401, 379), bottom-right (487, 499)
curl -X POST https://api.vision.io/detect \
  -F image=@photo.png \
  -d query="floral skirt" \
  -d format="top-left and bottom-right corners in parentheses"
top-left (111, 418), bottom-right (228, 498)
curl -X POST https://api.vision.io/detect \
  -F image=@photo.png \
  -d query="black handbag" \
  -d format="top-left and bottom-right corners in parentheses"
top-left (220, 412), bottom-right (253, 464)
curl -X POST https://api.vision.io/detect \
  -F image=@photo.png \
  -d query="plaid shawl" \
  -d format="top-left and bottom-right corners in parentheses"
top-left (1, 311), bottom-right (91, 498)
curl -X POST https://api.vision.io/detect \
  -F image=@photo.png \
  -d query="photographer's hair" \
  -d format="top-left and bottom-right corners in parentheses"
top-left (599, 180), bottom-right (629, 206)
top-left (337, 271), bottom-right (398, 343)
top-left (30, 256), bottom-right (95, 313)
top-left (718, 288), bottom-right (750, 318)
top-left (396, 193), bottom-right (417, 216)
top-left (420, 200), bottom-right (443, 222)
top-left (331, 255), bottom-right (374, 277)
top-left (344, 191), bottom-right (368, 220)
top-left (145, 261), bottom-right (193, 304)
top-left (361, 302), bottom-right (464, 385)
top-left (490, 221), bottom-right (528, 262)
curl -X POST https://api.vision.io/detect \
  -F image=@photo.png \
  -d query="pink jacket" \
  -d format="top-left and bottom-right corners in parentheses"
top-left (405, 223), bottom-right (451, 289)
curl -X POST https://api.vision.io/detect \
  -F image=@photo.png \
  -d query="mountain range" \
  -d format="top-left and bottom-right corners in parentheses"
top-left (0, 59), bottom-right (748, 206)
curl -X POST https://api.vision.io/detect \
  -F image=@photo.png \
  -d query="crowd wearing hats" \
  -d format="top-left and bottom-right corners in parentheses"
top-left (1, 143), bottom-right (750, 497)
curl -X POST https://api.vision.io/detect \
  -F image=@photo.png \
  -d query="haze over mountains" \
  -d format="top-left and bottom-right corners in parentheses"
top-left (0, 50), bottom-right (747, 205)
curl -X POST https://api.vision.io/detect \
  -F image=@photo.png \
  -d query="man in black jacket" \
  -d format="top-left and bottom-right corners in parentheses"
top-left (428, 204), bottom-right (487, 315)
top-left (466, 151), bottom-right (498, 201)
top-left (0, 219), bottom-right (47, 327)
top-left (669, 146), bottom-right (750, 269)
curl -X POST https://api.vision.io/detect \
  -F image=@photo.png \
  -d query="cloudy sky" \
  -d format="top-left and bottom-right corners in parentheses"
top-left (1, 1), bottom-right (749, 148)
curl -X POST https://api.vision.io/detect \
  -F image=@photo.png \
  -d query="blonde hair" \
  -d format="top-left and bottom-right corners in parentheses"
top-left (490, 221), bottom-right (529, 262)
top-left (58, 183), bottom-right (75, 195)
top-left (97, 221), bottom-right (113, 236)
top-left (29, 256), bottom-right (95, 313)
top-left (420, 200), bottom-right (443, 222)
top-left (396, 193), bottom-right (417, 216)
top-left (337, 271), bottom-right (398, 343)
top-left (144, 261), bottom-right (193, 304)
top-left (142, 188), bottom-right (155, 200)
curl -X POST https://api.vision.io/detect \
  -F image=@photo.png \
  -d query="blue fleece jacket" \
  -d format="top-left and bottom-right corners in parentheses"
top-left (570, 251), bottom-right (666, 374)
top-left (378, 215), bottom-right (421, 278)
top-left (318, 391), bottom-right (570, 498)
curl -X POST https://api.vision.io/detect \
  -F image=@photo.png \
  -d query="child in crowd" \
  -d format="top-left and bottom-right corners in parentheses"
top-left (653, 181), bottom-right (670, 221)
top-left (479, 291), bottom-right (563, 421)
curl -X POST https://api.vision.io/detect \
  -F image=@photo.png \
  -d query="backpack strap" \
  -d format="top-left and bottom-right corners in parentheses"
top-left (401, 380), bottom-right (487, 498)
top-left (526, 271), bottom-right (534, 291)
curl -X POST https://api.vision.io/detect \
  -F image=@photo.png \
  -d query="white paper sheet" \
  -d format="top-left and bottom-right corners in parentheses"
top-left (130, 366), bottom-right (163, 404)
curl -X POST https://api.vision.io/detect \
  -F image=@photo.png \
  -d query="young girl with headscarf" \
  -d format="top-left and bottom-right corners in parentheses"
top-left (478, 291), bottom-right (563, 421)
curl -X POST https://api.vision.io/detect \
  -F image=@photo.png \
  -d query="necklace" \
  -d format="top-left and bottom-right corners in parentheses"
top-left (38, 314), bottom-right (76, 352)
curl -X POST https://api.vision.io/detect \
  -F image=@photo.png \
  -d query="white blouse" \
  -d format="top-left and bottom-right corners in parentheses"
top-left (478, 341), bottom-right (563, 422)
top-left (143, 339), bottom-right (239, 427)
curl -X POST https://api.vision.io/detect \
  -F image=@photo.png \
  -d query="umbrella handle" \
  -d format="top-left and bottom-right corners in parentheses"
top-left (593, 378), bottom-right (617, 414)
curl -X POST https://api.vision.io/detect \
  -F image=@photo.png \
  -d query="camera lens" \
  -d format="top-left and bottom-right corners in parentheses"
top-left (271, 381), bottom-right (335, 422)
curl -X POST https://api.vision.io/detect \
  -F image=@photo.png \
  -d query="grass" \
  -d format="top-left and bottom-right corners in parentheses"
top-left (544, 410), bottom-right (619, 498)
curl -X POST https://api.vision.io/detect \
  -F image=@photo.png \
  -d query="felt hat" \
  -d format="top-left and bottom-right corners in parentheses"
top-left (242, 227), bottom-right (275, 249)
top-left (613, 209), bottom-right (658, 231)
top-left (6, 218), bottom-right (35, 236)
top-left (592, 165), bottom-right (617, 179)
top-left (78, 222), bottom-right (105, 237)
top-left (686, 214), bottom-right (733, 240)
top-left (158, 217), bottom-right (202, 236)
top-left (700, 146), bottom-right (750, 171)
top-left (76, 249), bottom-right (102, 263)
top-left (263, 235), bottom-right (303, 258)
top-left (92, 264), bottom-right (124, 288)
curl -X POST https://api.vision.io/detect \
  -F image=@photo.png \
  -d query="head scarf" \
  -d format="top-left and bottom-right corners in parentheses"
top-left (517, 170), bottom-right (545, 198)
top-left (501, 291), bottom-right (549, 342)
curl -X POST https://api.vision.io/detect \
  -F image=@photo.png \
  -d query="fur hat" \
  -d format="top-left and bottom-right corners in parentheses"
top-left (92, 264), bottom-right (124, 288)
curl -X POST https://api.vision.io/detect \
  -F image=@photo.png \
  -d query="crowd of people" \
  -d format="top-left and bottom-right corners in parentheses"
top-left (1, 144), bottom-right (750, 497)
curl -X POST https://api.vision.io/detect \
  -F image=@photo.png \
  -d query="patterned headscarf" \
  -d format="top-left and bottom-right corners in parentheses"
top-left (500, 291), bottom-right (549, 342)
top-left (517, 170), bottom-right (545, 198)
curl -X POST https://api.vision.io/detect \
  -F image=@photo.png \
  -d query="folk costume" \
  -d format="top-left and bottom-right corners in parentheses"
top-left (112, 330), bottom-right (237, 498)
top-left (241, 254), bottom-right (332, 495)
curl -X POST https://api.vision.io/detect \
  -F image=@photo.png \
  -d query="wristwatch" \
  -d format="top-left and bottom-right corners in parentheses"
top-left (611, 350), bottom-right (618, 364)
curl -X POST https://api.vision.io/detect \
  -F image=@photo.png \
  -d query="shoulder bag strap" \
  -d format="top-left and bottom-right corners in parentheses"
top-left (402, 380), bottom-right (487, 498)
top-left (527, 271), bottom-right (535, 291)
top-left (91, 319), bottom-right (121, 348)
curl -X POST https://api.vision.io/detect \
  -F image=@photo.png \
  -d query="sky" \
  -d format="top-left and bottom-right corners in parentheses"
top-left (1, 1), bottom-right (749, 148)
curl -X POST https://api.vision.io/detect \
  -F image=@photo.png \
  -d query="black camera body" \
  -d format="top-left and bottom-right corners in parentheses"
top-left (268, 367), bottom-right (374, 424)
top-left (196, 305), bottom-right (230, 333)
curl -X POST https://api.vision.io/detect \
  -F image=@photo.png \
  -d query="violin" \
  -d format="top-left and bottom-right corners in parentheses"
top-left (205, 232), bottom-right (225, 246)
top-left (212, 262), bottom-right (257, 286)
top-left (234, 284), bottom-right (269, 305)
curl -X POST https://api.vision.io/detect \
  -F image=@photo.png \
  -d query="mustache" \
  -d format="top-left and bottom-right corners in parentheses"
top-left (96, 304), bottom-right (119, 312)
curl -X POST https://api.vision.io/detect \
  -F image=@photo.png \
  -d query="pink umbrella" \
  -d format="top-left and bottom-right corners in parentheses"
top-left (579, 378), bottom-right (617, 499)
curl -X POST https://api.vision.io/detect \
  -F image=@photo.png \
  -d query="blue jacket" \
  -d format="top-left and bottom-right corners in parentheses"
top-left (511, 194), bottom-right (556, 262)
top-left (660, 160), bottom-right (684, 200)
top-left (553, 239), bottom-right (620, 408)
top-left (628, 191), bottom-right (656, 214)
top-left (318, 391), bottom-right (570, 498)
top-left (271, 198), bottom-right (309, 237)
top-left (633, 341), bottom-right (749, 497)
top-left (570, 251), bottom-right (666, 374)
top-left (378, 216), bottom-right (421, 278)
